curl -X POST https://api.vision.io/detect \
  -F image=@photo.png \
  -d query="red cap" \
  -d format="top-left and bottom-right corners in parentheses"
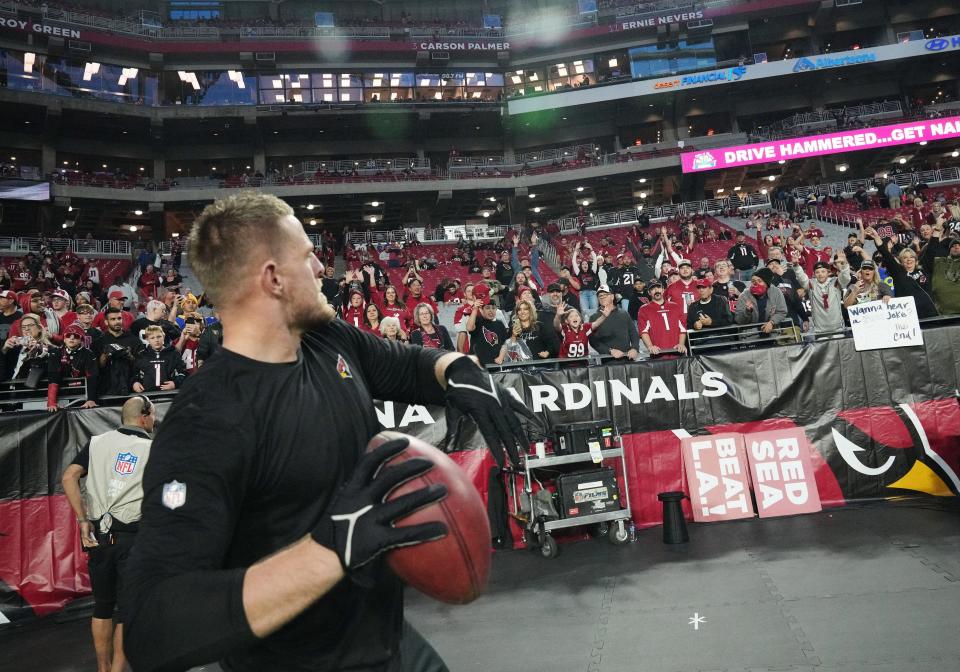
top-left (63, 324), bottom-right (86, 338)
top-left (108, 290), bottom-right (125, 300)
top-left (696, 278), bottom-right (713, 289)
top-left (51, 289), bottom-right (70, 302)
top-left (0, 290), bottom-right (16, 301)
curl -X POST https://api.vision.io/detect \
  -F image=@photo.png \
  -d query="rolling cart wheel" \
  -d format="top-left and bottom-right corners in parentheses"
top-left (540, 534), bottom-right (559, 559)
top-left (608, 520), bottom-right (630, 545)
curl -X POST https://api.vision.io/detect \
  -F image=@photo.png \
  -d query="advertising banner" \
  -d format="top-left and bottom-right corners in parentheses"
top-left (681, 116), bottom-right (960, 173)
top-left (681, 433), bottom-right (754, 522)
top-left (744, 428), bottom-right (822, 518)
top-left (2, 326), bottom-right (959, 623)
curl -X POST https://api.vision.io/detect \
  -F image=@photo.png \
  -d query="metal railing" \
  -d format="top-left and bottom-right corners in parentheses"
top-left (548, 193), bottom-right (772, 233)
top-left (754, 101), bottom-right (904, 141)
top-left (300, 158), bottom-right (430, 175)
top-left (687, 319), bottom-right (802, 354)
top-left (516, 143), bottom-right (601, 164)
top-left (0, 236), bottom-right (132, 256)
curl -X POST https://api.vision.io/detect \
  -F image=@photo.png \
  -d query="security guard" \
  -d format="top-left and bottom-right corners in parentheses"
top-left (61, 395), bottom-right (156, 672)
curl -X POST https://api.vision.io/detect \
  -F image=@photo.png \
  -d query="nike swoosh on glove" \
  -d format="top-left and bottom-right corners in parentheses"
top-left (442, 356), bottom-right (537, 468)
top-left (312, 438), bottom-right (448, 583)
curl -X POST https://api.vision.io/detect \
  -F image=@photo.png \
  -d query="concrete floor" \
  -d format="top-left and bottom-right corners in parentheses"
top-left (2, 499), bottom-right (958, 672)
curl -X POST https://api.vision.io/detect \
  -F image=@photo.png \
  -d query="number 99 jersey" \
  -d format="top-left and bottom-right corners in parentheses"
top-left (560, 322), bottom-right (593, 358)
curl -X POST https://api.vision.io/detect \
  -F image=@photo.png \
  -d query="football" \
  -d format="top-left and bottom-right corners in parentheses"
top-left (367, 431), bottom-right (491, 604)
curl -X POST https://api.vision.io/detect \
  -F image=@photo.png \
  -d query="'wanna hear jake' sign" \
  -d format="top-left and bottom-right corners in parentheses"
top-left (848, 296), bottom-right (923, 351)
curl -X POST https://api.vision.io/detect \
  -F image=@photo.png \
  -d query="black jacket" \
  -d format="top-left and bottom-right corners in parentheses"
top-left (48, 345), bottom-right (100, 402)
top-left (134, 345), bottom-right (188, 391)
top-left (409, 326), bottom-right (454, 351)
top-left (686, 296), bottom-right (733, 331)
top-left (197, 322), bottom-right (223, 363)
top-left (99, 332), bottom-right (142, 396)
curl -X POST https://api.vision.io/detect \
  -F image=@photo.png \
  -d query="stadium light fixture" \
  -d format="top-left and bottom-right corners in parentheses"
top-left (837, 164), bottom-right (848, 172)
top-left (482, 212), bottom-right (490, 218)
top-left (576, 186), bottom-right (584, 192)
top-left (488, 196), bottom-right (496, 202)
top-left (638, 178), bottom-right (647, 183)
top-left (309, 220), bottom-right (317, 226)
top-left (734, 186), bottom-right (741, 191)
top-left (716, 188), bottom-right (724, 194)
top-left (372, 201), bottom-right (380, 207)
top-left (952, 151), bottom-right (959, 158)
top-left (139, 166), bottom-right (145, 171)
top-left (369, 216), bottom-right (377, 223)
top-left (177, 71), bottom-right (200, 90)
top-left (101, 163), bottom-right (107, 168)
top-left (82, 62), bottom-right (100, 81)
top-left (306, 204), bottom-right (314, 210)
top-left (919, 141), bottom-right (928, 146)
top-left (768, 175), bottom-right (776, 181)
top-left (227, 70), bottom-right (245, 88)
top-left (608, 58), bottom-right (618, 67)
top-left (118, 67), bottom-right (138, 86)
top-left (582, 200), bottom-right (589, 206)
top-left (778, 159), bottom-right (786, 164)
top-left (899, 158), bottom-right (907, 164)
top-left (68, 206), bottom-right (73, 212)
top-left (534, 207), bottom-right (541, 213)
top-left (177, 168), bottom-right (182, 172)
top-left (129, 225), bottom-right (138, 232)
top-left (529, 193), bottom-right (536, 199)
top-left (62, 223), bottom-right (68, 229)
top-left (760, 189), bottom-right (768, 195)
top-left (23, 52), bottom-right (35, 73)
top-left (639, 192), bottom-right (647, 199)
top-left (9, 156), bottom-right (14, 161)
top-left (134, 209), bottom-right (143, 216)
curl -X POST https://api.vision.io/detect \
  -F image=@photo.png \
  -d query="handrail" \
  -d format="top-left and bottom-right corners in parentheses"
top-left (0, 236), bottom-right (132, 256)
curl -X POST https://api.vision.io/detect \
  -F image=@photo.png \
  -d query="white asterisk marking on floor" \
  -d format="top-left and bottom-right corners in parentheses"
top-left (688, 612), bottom-right (706, 631)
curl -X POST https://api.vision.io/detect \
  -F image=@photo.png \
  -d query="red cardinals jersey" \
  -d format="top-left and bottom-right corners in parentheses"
top-left (637, 301), bottom-right (687, 350)
top-left (379, 303), bottom-right (411, 331)
top-left (665, 278), bottom-right (698, 315)
top-left (799, 247), bottom-right (831, 276)
top-left (341, 304), bottom-right (365, 328)
top-left (560, 322), bottom-right (593, 358)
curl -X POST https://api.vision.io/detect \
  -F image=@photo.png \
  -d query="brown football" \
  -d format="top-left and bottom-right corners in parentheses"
top-left (367, 431), bottom-right (491, 604)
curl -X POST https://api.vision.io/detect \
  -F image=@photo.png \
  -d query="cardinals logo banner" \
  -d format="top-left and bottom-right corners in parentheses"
top-left (1, 326), bottom-right (959, 624)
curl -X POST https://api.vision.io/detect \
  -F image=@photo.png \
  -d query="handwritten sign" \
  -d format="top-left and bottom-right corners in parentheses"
top-left (744, 429), bottom-right (822, 518)
top-left (848, 296), bottom-right (923, 351)
top-left (681, 433), bottom-right (754, 522)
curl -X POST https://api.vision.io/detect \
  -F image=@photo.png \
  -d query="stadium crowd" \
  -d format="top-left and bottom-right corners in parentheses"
top-left (0, 239), bottom-right (223, 410)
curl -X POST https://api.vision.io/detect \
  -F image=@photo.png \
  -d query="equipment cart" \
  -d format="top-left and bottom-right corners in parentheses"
top-left (511, 429), bottom-right (633, 559)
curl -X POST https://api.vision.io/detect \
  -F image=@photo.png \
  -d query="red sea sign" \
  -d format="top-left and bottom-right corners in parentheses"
top-left (744, 428), bottom-right (822, 518)
top-left (681, 433), bottom-right (754, 522)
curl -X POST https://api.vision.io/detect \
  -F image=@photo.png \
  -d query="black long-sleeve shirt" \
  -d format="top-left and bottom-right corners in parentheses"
top-left (727, 242), bottom-right (759, 271)
top-left (875, 243), bottom-right (939, 319)
top-left (124, 320), bottom-right (448, 672)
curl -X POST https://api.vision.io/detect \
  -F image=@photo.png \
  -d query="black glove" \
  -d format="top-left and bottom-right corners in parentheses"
top-left (311, 438), bottom-right (448, 580)
top-left (442, 356), bottom-right (537, 468)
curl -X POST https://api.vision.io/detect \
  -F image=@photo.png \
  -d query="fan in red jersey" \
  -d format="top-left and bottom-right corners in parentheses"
top-left (340, 288), bottom-right (366, 328)
top-left (637, 280), bottom-right (688, 356)
top-left (552, 303), bottom-right (609, 358)
top-left (664, 259), bottom-right (698, 316)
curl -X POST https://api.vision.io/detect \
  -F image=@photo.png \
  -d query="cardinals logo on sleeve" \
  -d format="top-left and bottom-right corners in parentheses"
top-left (336, 354), bottom-right (353, 379)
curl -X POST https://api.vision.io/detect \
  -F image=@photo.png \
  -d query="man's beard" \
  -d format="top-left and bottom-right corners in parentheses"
top-left (291, 287), bottom-right (336, 331)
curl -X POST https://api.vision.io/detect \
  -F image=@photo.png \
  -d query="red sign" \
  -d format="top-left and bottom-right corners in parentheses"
top-left (681, 433), bottom-right (754, 522)
top-left (744, 428), bottom-right (822, 518)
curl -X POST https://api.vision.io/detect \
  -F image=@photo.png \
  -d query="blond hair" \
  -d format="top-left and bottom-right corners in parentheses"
top-left (144, 325), bottom-right (165, 337)
top-left (189, 192), bottom-right (295, 305)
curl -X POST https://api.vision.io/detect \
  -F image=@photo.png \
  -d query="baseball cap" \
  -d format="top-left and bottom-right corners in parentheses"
top-left (736, 230), bottom-right (746, 236)
top-left (0, 290), bottom-right (16, 301)
top-left (51, 289), bottom-right (70, 302)
top-left (547, 282), bottom-right (563, 293)
top-left (108, 290), bottom-right (125, 300)
top-left (696, 278), bottom-right (712, 288)
top-left (647, 280), bottom-right (663, 290)
top-left (63, 324), bottom-right (86, 338)
top-left (813, 261), bottom-right (832, 271)
top-left (678, 259), bottom-right (692, 267)
top-left (859, 260), bottom-right (876, 270)
top-left (597, 283), bottom-right (612, 294)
